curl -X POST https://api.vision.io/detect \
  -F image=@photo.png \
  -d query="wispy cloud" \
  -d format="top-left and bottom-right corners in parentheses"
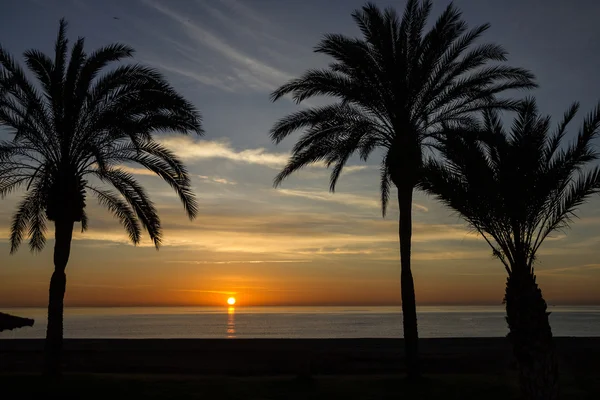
top-left (150, 61), bottom-right (237, 92)
top-left (70, 283), bottom-right (154, 290)
top-left (216, 0), bottom-right (271, 27)
top-left (199, 0), bottom-right (307, 57)
top-left (414, 204), bottom-right (429, 212)
top-left (167, 260), bottom-right (311, 265)
top-left (170, 289), bottom-right (237, 295)
top-left (57, 218), bottom-right (475, 256)
top-left (198, 175), bottom-right (237, 185)
top-left (412, 250), bottom-right (492, 261)
top-left (158, 136), bottom-right (289, 168)
top-left (158, 137), bottom-right (371, 176)
top-left (117, 166), bottom-right (158, 176)
top-left (276, 188), bottom-right (428, 212)
top-left (197, 0), bottom-right (270, 42)
top-left (538, 263), bottom-right (600, 276)
top-left (141, 0), bottom-right (293, 92)
top-left (276, 188), bottom-right (380, 208)
top-left (297, 248), bottom-right (375, 256)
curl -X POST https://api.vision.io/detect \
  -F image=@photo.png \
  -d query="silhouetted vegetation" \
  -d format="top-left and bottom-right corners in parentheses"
top-left (269, 0), bottom-right (535, 379)
top-left (419, 99), bottom-right (600, 399)
top-left (0, 312), bottom-right (34, 332)
top-left (0, 19), bottom-right (202, 375)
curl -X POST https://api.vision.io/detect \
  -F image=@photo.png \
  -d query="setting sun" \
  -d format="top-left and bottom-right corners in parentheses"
top-left (227, 297), bottom-right (236, 306)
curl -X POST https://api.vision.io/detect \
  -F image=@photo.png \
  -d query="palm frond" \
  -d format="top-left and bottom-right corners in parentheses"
top-left (272, 103), bottom-right (380, 189)
top-left (88, 186), bottom-right (141, 244)
top-left (92, 168), bottom-right (161, 248)
top-left (63, 36), bottom-right (86, 128)
top-left (274, 138), bottom-right (335, 187)
top-left (80, 209), bottom-right (88, 232)
top-left (23, 49), bottom-right (54, 97)
top-left (119, 154), bottom-right (197, 220)
top-left (0, 45), bottom-right (56, 156)
top-left (50, 18), bottom-right (68, 130)
top-left (380, 158), bottom-right (392, 217)
top-left (27, 191), bottom-right (47, 253)
top-left (544, 102), bottom-right (579, 164)
top-left (536, 167), bottom-right (600, 249)
top-left (74, 43), bottom-right (134, 109)
top-left (9, 187), bottom-right (46, 254)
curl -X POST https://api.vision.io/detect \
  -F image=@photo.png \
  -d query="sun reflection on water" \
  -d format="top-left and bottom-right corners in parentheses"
top-left (227, 306), bottom-right (235, 338)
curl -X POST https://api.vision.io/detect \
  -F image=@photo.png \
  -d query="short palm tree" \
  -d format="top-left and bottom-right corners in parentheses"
top-left (0, 19), bottom-right (202, 375)
top-left (269, 0), bottom-right (535, 377)
top-left (419, 98), bottom-right (600, 399)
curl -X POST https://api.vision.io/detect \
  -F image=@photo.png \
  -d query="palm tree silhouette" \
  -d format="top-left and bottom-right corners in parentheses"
top-left (268, 0), bottom-right (535, 377)
top-left (0, 19), bottom-right (202, 375)
top-left (419, 98), bottom-right (600, 399)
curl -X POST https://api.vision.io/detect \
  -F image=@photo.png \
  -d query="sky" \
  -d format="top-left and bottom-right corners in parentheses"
top-left (1, 0), bottom-right (600, 307)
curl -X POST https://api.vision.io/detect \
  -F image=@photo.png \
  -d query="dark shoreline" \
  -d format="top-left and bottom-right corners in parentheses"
top-left (2, 337), bottom-right (599, 375)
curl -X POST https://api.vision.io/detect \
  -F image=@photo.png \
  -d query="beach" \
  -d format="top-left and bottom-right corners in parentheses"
top-left (2, 337), bottom-right (599, 375)
top-left (2, 338), bottom-right (600, 399)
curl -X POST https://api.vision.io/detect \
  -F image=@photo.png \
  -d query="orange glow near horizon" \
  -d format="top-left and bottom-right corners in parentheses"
top-left (1, 220), bottom-right (600, 307)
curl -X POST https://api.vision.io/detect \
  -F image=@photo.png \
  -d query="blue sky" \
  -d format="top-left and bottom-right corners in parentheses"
top-left (1, 0), bottom-right (600, 307)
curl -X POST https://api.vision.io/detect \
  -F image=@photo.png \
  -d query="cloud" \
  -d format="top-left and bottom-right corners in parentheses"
top-left (297, 248), bottom-right (376, 256)
top-left (149, 61), bottom-right (237, 92)
top-left (70, 283), bottom-right (153, 290)
top-left (413, 204), bottom-right (429, 212)
top-left (167, 260), bottom-right (310, 265)
top-left (199, 0), bottom-right (307, 60)
top-left (216, 0), bottom-right (271, 27)
top-left (537, 240), bottom-right (600, 256)
top-left (537, 263), bottom-right (600, 276)
top-left (276, 188), bottom-right (380, 208)
top-left (42, 207), bottom-right (478, 259)
top-left (158, 136), bottom-right (289, 168)
top-left (117, 166), bottom-right (158, 176)
top-left (141, 0), bottom-right (293, 92)
top-left (577, 217), bottom-right (600, 226)
top-left (276, 188), bottom-right (428, 212)
top-left (169, 289), bottom-right (237, 295)
top-left (158, 137), bottom-right (372, 176)
top-left (198, 175), bottom-right (237, 185)
top-left (412, 250), bottom-right (492, 261)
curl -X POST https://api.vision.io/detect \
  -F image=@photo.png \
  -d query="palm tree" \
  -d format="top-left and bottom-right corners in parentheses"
top-left (268, 0), bottom-right (535, 377)
top-left (0, 19), bottom-right (202, 375)
top-left (419, 98), bottom-right (600, 399)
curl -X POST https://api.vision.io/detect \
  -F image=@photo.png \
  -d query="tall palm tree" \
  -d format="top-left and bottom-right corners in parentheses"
top-left (268, 0), bottom-right (535, 377)
top-left (419, 98), bottom-right (600, 399)
top-left (0, 19), bottom-right (202, 375)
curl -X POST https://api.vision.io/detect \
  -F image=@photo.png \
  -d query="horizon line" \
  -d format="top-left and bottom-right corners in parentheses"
top-left (3, 303), bottom-right (600, 308)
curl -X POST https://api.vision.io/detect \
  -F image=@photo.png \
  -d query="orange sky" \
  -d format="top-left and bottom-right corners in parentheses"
top-left (2, 186), bottom-right (600, 307)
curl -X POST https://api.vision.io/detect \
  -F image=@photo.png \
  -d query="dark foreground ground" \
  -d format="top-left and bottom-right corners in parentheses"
top-left (1, 338), bottom-right (599, 399)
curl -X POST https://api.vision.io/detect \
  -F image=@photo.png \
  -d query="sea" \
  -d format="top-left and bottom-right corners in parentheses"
top-left (1, 306), bottom-right (600, 339)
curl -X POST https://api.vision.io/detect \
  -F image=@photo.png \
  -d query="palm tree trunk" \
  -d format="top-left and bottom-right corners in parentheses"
top-left (44, 218), bottom-right (74, 377)
top-left (398, 185), bottom-right (420, 379)
top-left (504, 268), bottom-right (559, 400)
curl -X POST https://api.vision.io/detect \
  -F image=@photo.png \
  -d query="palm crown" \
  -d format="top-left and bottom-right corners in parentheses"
top-left (270, 0), bottom-right (535, 211)
top-left (419, 98), bottom-right (600, 271)
top-left (0, 19), bottom-right (203, 253)
top-left (269, 0), bottom-right (536, 377)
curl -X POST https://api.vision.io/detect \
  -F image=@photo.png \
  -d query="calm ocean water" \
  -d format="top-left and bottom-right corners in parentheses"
top-left (1, 306), bottom-right (600, 339)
